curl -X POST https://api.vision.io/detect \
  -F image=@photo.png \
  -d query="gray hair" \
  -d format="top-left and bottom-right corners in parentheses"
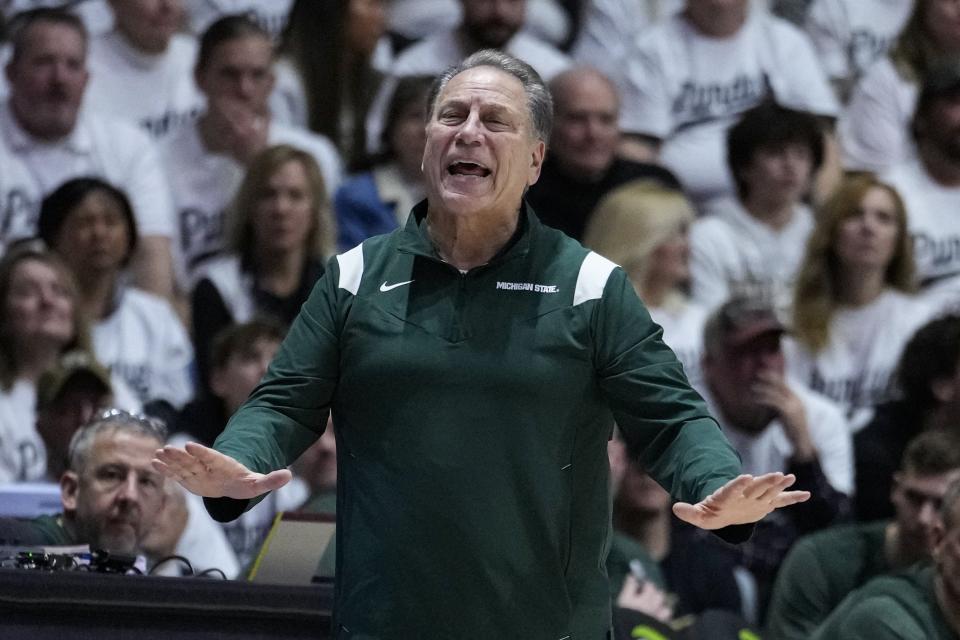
top-left (942, 476), bottom-right (960, 530)
top-left (426, 49), bottom-right (553, 143)
top-left (67, 408), bottom-right (168, 474)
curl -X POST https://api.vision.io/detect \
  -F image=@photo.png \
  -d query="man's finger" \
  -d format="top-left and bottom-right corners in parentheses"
top-left (152, 457), bottom-right (174, 478)
top-left (154, 447), bottom-right (199, 479)
top-left (671, 501), bottom-right (706, 527)
top-left (254, 469), bottom-right (293, 493)
top-left (754, 474), bottom-right (796, 501)
top-left (184, 442), bottom-right (236, 472)
top-left (741, 473), bottom-right (784, 499)
top-left (773, 490), bottom-right (811, 507)
top-left (157, 445), bottom-right (199, 467)
top-left (715, 474), bottom-right (754, 500)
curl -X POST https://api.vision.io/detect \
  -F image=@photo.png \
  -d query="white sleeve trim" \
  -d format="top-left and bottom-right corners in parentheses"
top-left (336, 244), bottom-right (364, 295)
top-left (573, 251), bottom-right (617, 306)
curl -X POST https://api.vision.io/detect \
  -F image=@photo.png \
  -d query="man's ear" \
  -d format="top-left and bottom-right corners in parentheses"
top-left (527, 140), bottom-right (546, 186)
top-left (890, 471), bottom-right (903, 503)
top-left (931, 377), bottom-right (957, 404)
top-left (61, 470), bottom-right (79, 512)
top-left (931, 520), bottom-right (947, 566)
top-left (209, 367), bottom-right (227, 400)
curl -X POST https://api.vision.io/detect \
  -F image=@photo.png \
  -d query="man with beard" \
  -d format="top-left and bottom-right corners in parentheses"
top-left (813, 475), bottom-right (960, 639)
top-left (699, 294), bottom-right (853, 604)
top-left (0, 8), bottom-right (177, 301)
top-left (0, 409), bottom-right (167, 555)
top-left (364, 0), bottom-right (570, 154)
top-left (883, 60), bottom-right (960, 306)
top-left (768, 429), bottom-right (960, 639)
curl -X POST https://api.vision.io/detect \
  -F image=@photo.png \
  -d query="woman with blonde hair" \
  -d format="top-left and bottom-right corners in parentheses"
top-left (787, 173), bottom-right (935, 429)
top-left (585, 180), bottom-right (708, 385)
top-left (840, 0), bottom-right (960, 172)
top-left (191, 144), bottom-right (337, 388)
top-left (0, 244), bottom-right (92, 483)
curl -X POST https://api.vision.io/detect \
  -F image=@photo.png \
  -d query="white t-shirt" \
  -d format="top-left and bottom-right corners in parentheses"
top-left (648, 299), bottom-right (709, 388)
top-left (838, 57), bottom-right (917, 173)
top-left (884, 155), bottom-right (960, 294)
top-left (85, 31), bottom-right (204, 140)
top-left (190, 254), bottom-right (254, 322)
top-left (185, 0), bottom-right (293, 41)
top-left (387, 0), bottom-right (572, 47)
top-left (0, 102), bottom-right (176, 253)
top-left (0, 379), bottom-right (44, 485)
top-left (160, 120), bottom-right (343, 284)
top-left (620, 9), bottom-right (838, 208)
top-left (365, 29), bottom-right (571, 154)
top-left (689, 198), bottom-right (815, 311)
top-left (571, 0), bottom-right (683, 86)
top-left (699, 379), bottom-right (853, 495)
top-left (802, 0), bottom-right (911, 91)
top-left (92, 287), bottom-right (195, 409)
top-left (784, 289), bottom-right (935, 430)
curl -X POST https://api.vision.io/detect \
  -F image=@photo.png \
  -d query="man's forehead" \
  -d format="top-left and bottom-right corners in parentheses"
top-left (232, 336), bottom-right (281, 359)
top-left (437, 67), bottom-right (526, 109)
top-left (209, 36), bottom-right (272, 66)
top-left (90, 431), bottom-right (162, 460)
top-left (23, 21), bottom-right (85, 54)
top-left (902, 471), bottom-right (960, 494)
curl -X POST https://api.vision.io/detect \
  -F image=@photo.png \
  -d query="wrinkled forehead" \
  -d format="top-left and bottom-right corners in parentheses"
top-left (87, 430), bottom-right (162, 467)
top-left (434, 66), bottom-right (529, 119)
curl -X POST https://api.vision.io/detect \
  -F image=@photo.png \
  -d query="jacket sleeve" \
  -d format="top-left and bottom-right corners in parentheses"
top-left (592, 268), bottom-right (743, 507)
top-left (205, 257), bottom-right (344, 521)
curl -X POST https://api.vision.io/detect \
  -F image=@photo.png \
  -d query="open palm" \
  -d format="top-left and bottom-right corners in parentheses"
top-left (152, 442), bottom-right (291, 499)
top-left (672, 472), bottom-right (810, 530)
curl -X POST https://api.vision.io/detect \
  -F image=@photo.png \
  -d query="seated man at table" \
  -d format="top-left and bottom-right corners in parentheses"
top-left (0, 409), bottom-right (167, 554)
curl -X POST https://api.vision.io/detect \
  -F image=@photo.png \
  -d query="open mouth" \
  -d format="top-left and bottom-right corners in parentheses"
top-left (447, 161), bottom-right (491, 177)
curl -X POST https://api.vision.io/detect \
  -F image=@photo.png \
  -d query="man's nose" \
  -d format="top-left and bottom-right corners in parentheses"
top-left (237, 74), bottom-right (258, 100)
top-left (455, 112), bottom-right (483, 144)
top-left (116, 474), bottom-right (142, 503)
top-left (918, 500), bottom-right (940, 527)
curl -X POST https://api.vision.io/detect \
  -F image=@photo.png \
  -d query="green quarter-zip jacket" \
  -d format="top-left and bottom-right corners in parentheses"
top-left (208, 201), bottom-right (743, 639)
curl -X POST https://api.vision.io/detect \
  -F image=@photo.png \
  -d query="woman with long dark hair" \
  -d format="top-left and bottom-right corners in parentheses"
top-left (272, 0), bottom-right (388, 170)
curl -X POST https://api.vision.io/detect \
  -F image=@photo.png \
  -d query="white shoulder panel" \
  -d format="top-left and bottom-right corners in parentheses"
top-left (336, 243), bottom-right (365, 295)
top-left (573, 251), bottom-right (617, 306)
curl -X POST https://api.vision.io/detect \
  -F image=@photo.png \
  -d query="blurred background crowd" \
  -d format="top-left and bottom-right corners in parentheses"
top-left (1, 0), bottom-right (960, 637)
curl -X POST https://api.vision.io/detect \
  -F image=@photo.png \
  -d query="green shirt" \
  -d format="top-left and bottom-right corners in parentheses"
top-left (211, 203), bottom-right (742, 639)
top-left (767, 520), bottom-right (891, 639)
top-left (813, 565), bottom-right (958, 640)
top-left (23, 513), bottom-right (75, 546)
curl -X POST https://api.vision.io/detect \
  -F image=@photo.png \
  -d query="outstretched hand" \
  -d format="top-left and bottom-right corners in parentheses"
top-left (152, 442), bottom-right (291, 500)
top-left (672, 472), bottom-right (809, 530)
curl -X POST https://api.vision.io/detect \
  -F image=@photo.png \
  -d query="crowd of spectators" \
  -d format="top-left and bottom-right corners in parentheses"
top-left (1, 0), bottom-right (960, 637)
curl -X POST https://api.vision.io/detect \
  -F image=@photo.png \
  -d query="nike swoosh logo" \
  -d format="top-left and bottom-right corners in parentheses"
top-left (380, 279), bottom-right (414, 292)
